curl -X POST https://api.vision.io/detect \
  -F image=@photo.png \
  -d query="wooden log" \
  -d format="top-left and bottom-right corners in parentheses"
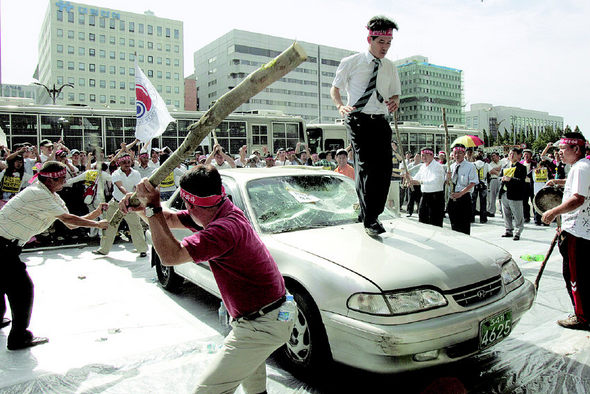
top-left (393, 111), bottom-right (413, 191)
top-left (108, 42), bottom-right (307, 227)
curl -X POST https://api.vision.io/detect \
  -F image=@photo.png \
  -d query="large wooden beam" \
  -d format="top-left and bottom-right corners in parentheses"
top-left (108, 42), bottom-right (307, 227)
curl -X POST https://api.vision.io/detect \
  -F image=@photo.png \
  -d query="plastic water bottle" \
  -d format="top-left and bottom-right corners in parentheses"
top-left (218, 301), bottom-right (229, 329)
top-left (277, 294), bottom-right (297, 322)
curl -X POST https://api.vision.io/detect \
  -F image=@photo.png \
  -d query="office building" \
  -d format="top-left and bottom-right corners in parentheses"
top-left (193, 29), bottom-right (355, 123)
top-left (1, 84), bottom-right (40, 102)
top-left (394, 55), bottom-right (464, 127)
top-left (36, 1), bottom-right (184, 109)
top-left (184, 74), bottom-right (197, 111)
top-left (466, 103), bottom-right (563, 138)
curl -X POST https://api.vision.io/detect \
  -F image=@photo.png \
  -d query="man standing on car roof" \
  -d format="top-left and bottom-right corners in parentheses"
top-left (331, 15), bottom-right (401, 237)
top-left (119, 164), bottom-right (294, 394)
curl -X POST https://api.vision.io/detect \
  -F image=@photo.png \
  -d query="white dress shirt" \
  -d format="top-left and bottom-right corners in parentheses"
top-left (111, 167), bottom-right (142, 202)
top-left (414, 160), bottom-right (445, 193)
top-left (332, 51), bottom-right (401, 115)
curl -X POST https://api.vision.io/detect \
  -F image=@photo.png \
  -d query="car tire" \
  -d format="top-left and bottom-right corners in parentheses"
top-left (275, 287), bottom-right (332, 376)
top-left (153, 248), bottom-right (184, 293)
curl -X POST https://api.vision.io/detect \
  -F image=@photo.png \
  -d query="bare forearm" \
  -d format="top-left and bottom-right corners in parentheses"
top-left (59, 214), bottom-right (102, 229)
top-left (148, 213), bottom-right (189, 266)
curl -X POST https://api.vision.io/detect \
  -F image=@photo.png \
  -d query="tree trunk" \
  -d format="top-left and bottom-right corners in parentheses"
top-left (108, 42), bottom-right (307, 227)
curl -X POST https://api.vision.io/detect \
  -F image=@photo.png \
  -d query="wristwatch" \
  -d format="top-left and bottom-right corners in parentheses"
top-left (145, 205), bottom-right (163, 218)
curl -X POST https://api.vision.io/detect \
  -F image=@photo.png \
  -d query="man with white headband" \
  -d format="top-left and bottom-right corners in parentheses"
top-left (447, 144), bottom-right (478, 235)
top-left (542, 132), bottom-right (590, 331)
top-left (119, 164), bottom-right (294, 393)
top-left (407, 147), bottom-right (446, 227)
top-left (331, 15), bottom-right (401, 236)
top-left (0, 161), bottom-right (108, 350)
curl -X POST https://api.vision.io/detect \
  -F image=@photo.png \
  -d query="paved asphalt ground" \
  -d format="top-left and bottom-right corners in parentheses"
top-left (1, 214), bottom-right (589, 393)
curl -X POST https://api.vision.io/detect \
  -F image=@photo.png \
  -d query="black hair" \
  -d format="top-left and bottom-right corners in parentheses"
top-left (367, 16), bottom-right (398, 38)
top-left (318, 152), bottom-right (327, 160)
top-left (510, 147), bottom-right (523, 154)
top-left (159, 153), bottom-right (170, 164)
top-left (179, 164), bottom-right (222, 199)
top-left (5, 155), bottom-right (25, 180)
top-left (38, 161), bottom-right (66, 185)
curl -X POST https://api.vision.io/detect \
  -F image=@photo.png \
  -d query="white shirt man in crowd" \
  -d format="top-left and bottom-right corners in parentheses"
top-left (487, 152), bottom-right (503, 217)
top-left (94, 153), bottom-right (147, 257)
top-left (407, 147), bottom-right (446, 227)
top-left (447, 145), bottom-right (478, 235)
top-left (136, 151), bottom-right (155, 179)
top-left (205, 144), bottom-right (236, 169)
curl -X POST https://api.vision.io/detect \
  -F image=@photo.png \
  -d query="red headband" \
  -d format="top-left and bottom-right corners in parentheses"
top-left (368, 28), bottom-right (393, 37)
top-left (29, 167), bottom-right (67, 184)
top-left (139, 152), bottom-right (149, 158)
top-left (438, 151), bottom-right (446, 155)
top-left (559, 138), bottom-right (586, 146)
top-left (180, 186), bottom-right (226, 208)
top-left (421, 149), bottom-right (434, 155)
top-left (118, 156), bottom-right (132, 164)
top-left (453, 146), bottom-right (466, 152)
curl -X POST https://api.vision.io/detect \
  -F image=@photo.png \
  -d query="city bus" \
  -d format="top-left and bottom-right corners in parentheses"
top-left (0, 104), bottom-right (306, 156)
top-left (306, 120), bottom-right (482, 155)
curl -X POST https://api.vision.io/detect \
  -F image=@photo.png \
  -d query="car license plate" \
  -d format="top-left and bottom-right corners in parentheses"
top-left (479, 309), bottom-right (512, 350)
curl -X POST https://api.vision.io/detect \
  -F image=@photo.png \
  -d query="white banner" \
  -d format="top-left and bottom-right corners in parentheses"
top-left (135, 64), bottom-right (175, 143)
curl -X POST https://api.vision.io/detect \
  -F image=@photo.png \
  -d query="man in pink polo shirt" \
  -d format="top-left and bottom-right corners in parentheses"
top-left (120, 164), bottom-right (294, 394)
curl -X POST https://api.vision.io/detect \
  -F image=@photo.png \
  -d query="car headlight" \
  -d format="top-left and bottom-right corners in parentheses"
top-left (385, 289), bottom-right (447, 315)
top-left (501, 259), bottom-right (522, 285)
top-left (347, 293), bottom-right (391, 315)
top-left (348, 289), bottom-right (447, 316)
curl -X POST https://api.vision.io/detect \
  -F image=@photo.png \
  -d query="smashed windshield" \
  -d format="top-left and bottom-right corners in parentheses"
top-left (247, 174), bottom-right (393, 234)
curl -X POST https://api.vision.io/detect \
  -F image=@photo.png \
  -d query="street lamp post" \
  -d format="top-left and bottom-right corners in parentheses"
top-left (33, 82), bottom-right (74, 104)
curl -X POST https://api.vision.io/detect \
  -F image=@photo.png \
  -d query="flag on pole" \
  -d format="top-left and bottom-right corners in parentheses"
top-left (135, 63), bottom-right (175, 143)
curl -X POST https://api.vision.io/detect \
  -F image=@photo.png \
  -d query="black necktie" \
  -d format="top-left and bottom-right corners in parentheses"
top-left (452, 163), bottom-right (460, 185)
top-left (353, 58), bottom-right (383, 112)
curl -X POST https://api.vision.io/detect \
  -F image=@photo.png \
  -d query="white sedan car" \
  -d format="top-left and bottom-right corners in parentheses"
top-left (146, 167), bottom-right (535, 375)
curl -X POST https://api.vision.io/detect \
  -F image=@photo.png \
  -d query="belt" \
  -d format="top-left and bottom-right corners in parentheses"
top-left (350, 112), bottom-right (385, 119)
top-left (239, 295), bottom-right (286, 321)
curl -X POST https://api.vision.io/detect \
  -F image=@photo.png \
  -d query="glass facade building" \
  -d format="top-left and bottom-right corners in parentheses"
top-left (36, 1), bottom-right (184, 109)
top-left (394, 56), bottom-right (464, 126)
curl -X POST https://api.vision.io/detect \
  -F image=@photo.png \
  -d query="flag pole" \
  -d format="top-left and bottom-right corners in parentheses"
top-left (108, 42), bottom-right (307, 227)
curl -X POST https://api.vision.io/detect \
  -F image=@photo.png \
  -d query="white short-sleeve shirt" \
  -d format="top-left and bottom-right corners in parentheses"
top-left (561, 158), bottom-right (590, 240)
top-left (111, 168), bottom-right (142, 202)
top-left (414, 160), bottom-right (446, 193)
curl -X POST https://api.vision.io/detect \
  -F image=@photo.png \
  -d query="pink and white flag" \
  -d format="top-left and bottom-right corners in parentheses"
top-left (135, 64), bottom-right (175, 143)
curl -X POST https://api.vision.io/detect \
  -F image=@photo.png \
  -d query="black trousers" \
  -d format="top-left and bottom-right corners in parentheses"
top-left (407, 184), bottom-right (422, 215)
top-left (471, 183), bottom-right (488, 222)
top-left (559, 231), bottom-right (590, 324)
top-left (0, 237), bottom-right (34, 345)
top-left (346, 113), bottom-right (393, 226)
top-left (448, 193), bottom-right (472, 235)
top-left (418, 191), bottom-right (444, 227)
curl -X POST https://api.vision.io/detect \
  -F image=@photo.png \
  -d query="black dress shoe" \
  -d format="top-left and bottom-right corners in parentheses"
top-left (513, 234), bottom-right (520, 241)
top-left (365, 221), bottom-right (386, 236)
top-left (501, 232), bottom-right (513, 238)
top-left (487, 213), bottom-right (495, 218)
top-left (1, 318), bottom-right (10, 329)
top-left (7, 335), bottom-right (49, 351)
top-left (139, 252), bottom-right (147, 257)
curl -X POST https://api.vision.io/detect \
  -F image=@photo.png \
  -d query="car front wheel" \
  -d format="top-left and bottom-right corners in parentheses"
top-left (276, 288), bottom-right (331, 376)
top-left (153, 248), bottom-right (184, 292)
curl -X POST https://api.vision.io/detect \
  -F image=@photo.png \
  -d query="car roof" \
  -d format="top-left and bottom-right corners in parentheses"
top-left (219, 166), bottom-right (340, 182)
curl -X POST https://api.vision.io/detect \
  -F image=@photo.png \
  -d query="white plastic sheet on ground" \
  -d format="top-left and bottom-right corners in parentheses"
top-left (1, 216), bottom-right (590, 393)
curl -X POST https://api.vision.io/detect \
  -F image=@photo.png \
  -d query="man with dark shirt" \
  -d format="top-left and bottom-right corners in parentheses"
top-left (120, 165), bottom-right (294, 393)
top-left (499, 147), bottom-right (527, 240)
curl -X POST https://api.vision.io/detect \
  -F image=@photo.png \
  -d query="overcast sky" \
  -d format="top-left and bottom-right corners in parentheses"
top-left (1, 0), bottom-right (588, 137)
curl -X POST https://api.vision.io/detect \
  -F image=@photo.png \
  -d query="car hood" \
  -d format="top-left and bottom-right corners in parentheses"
top-left (268, 219), bottom-right (509, 292)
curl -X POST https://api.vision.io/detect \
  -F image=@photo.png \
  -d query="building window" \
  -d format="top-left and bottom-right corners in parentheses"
top-left (89, 33), bottom-right (95, 41)
top-left (157, 57), bottom-right (162, 65)
top-left (174, 73), bottom-right (179, 80)
top-left (89, 15), bottom-right (95, 26)
top-left (57, 28), bottom-right (63, 37)
top-left (57, 44), bottom-right (63, 53)
top-left (174, 59), bottom-right (179, 67)
top-left (157, 26), bottom-right (162, 36)
top-left (99, 49), bottom-right (105, 58)
top-left (79, 14), bottom-right (85, 25)
top-left (109, 19), bottom-right (115, 29)
top-left (57, 10), bottom-right (63, 21)
top-left (68, 77), bottom-right (74, 84)
top-left (120, 37), bottom-right (125, 46)
top-left (110, 51), bottom-right (115, 59)
top-left (120, 96), bottom-right (126, 104)
top-left (89, 64), bottom-right (96, 72)
top-left (129, 53), bottom-right (135, 61)
top-left (139, 54), bottom-right (144, 62)
top-left (110, 81), bottom-right (116, 89)
top-left (90, 94), bottom-right (96, 102)
top-left (119, 67), bottom-right (125, 75)
top-left (68, 30), bottom-right (74, 39)
top-left (148, 41), bottom-right (153, 49)
top-left (68, 46), bottom-right (74, 54)
top-left (79, 62), bottom-right (85, 71)
top-left (166, 28), bottom-right (170, 38)
top-left (68, 61), bottom-right (74, 70)
top-left (129, 22), bottom-right (134, 32)
top-left (129, 39), bottom-right (135, 47)
top-left (57, 60), bottom-right (64, 69)
top-left (100, 80), bottom-right (106, 88)
top-left (120, 82), bottom-right (126, 89)
top-left (139, 40), bottom-right (144, 48)
top-left (166, 44), bottom-right (171, 52)
top-left (139, 23), bottom-right (144, 33)
top-left (119, 20), bottom-right (125, 31)
top-left (174, 87), bottom-right (179, 94)
top-left (157, 43), bottom-right (162, 51)
top-left (68, 12), bottom-right (74, 23)
top-left (148, 70), bottom-right (153, 77)
top-left (147, 25), bottom-right (153, 35)
top-left (157, 71), bottom-right (162, 79)
top-left (68, 93), bottom-right (75, 101)
top-left (100, 18), bottom-right (105, 28)
top-left (120, 52), bottom-right (125, 60)
top-left (89, 79), bottom-right (95, 87)
top-left (166, 58), bottom-right (171, 66)
top-left (110, 36), bottom-right (115, 45)
top-left (79, 78), bottom-right (85, 87)
top-left (100, 95), bottom-right (106, 103)
top-left (174, 29), bottom-right (179, 39)
top-left (109, 66), bottom-right (115, 74)
top-left (165, 71), bottom-right (171, 79)
top-left (99, 35), bottom-right (106, 44)
top-left (79, 93), bottom-right (85, 101)
top-left (110, 96), bottom-right (116, 104)
top-left (78, 32), bottom-right (84, 40)
top-left (89, 48), bottom-right (95, 57)
top-left (79, 47), bottom-right (85, 56)
top-left (166, 86), bottom-right (171, 93)
top-left (129, 67), bottom-right (135, 76)
top-left (148, 56), bottom-right (153, 63)
top-left (174, 45), bottom-right (179, 53)
top-left (99, 65), bottom-right (106, 73)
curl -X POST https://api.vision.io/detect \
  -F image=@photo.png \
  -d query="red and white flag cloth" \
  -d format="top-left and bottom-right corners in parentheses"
top-left (135, 64), bottom-right (175, 143)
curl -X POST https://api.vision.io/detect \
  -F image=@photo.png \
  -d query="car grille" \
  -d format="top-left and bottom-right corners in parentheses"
top-left (448, 276), bottom-right (502, 307)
